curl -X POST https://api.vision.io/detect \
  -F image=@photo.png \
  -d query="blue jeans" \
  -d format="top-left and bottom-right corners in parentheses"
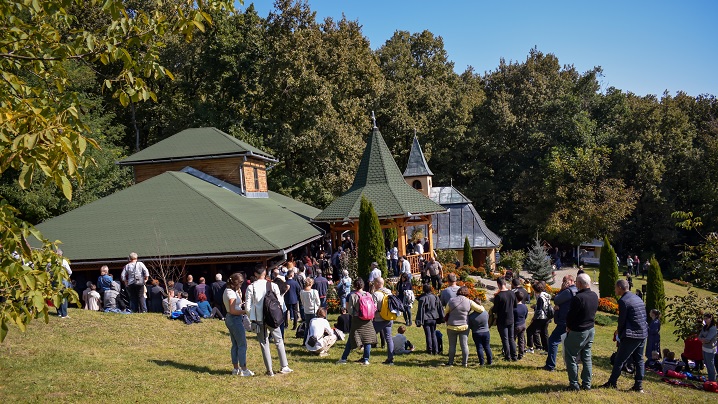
top-left (57, 280), bottom-right (71, 317)
top-left (608, 337), bottom-right (645, 386)
top-left (704, 350), bottom-right (716, 382)
top-left (391, 259), bottom-right (399, 276)
top-left (225, 314), bottom-right (247, 367)
top-left (545, 323), bottom-right (566, 370)
top-left (374, 320), bottom-right (394, 362)
top-left (472, 331), bottom-right (492, 365)
top-left (342, 341), bottom-right (371, 362)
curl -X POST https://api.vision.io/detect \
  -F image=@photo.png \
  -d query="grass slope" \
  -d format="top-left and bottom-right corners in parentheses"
top-left (1, 281), bottom-right (715, 403)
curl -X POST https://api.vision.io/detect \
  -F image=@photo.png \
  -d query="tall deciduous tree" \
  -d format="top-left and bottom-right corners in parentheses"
top-left (358, 196), bottom-right (387, 280)
top-left (599, 236), bottom-right (620, 298)
top-left (645, 256), bottom-right (666, 323)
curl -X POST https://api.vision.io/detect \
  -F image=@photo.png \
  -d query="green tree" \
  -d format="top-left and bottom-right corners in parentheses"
top-left (463, 236), bottom-right (473, 267)
top-left (525, 235), bottom-right (552, 283)
top-left (0, 0), bottom-right (232, 343)
top-left (673, 211), bottom-right (718, 292)
top-left (358, 196), bottom-right (387, 280)
top-left (645, 256), bottom-right (666, 323)
top-left (598, 236), bottom-right (620, 298)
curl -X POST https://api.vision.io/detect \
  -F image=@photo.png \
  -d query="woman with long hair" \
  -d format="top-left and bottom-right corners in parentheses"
top-left (223, 273), bottom-right (254, 376)
top-left (699, 313), bottom-right (717, 381)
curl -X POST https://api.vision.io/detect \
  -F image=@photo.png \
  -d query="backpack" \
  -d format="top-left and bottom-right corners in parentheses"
top-left (181, 306), bottom-right (202, 325)
top-left (379, 291), bottom-right (399, 321)
top-left (262, 281), bottom-right (284, 329)
top-left (357, 292), bottom-right (376, 321)
top-left (295, 322), bottom-right (307, 339)
top-left (543, 295), bottom-right (554, 320)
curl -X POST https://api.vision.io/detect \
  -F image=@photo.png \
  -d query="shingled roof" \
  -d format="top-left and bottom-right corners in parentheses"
top-left (36, 171), bottom-right (322, 263)
top-left (314, 128), bottom-right (445, 221)
top-left (403, 135), bottom-right (434, 177)
top-left (119, 127), bottom-right (276, 165)
top-left (430, 186), bottom-right (501, 249)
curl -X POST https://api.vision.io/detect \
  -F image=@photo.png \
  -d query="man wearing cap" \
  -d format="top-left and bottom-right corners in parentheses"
top-left (368, 262), bottom-right (381, 284)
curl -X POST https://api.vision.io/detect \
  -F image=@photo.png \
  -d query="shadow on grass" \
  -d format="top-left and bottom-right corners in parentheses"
top-left (449, 383), bottom-right (568, 397)
top-left (150, 359), bottom-right (227, 376)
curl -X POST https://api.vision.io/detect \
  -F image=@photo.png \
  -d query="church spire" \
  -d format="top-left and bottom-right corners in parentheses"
top-left (403, 133), bottom-right (434, 177)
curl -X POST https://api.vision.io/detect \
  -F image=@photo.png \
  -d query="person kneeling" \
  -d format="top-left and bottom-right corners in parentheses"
top-left (393, 325), bottom-right (415, 355)
top-left (306, 308), bottom-right (337, 357)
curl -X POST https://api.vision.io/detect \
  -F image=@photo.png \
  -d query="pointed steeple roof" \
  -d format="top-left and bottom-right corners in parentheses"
top-left (403, 134), bottom-right (433, 177)
top-left (314, 127), bottom-right (445, 221)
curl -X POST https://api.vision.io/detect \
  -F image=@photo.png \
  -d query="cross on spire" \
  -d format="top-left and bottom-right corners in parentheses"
top-left (371, 111), bottom-right (377, 129)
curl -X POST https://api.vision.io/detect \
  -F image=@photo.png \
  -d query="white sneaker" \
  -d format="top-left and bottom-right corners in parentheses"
top-left (231, 368), bottom-right (240, 375)
top-left (279, 366), bottom-right (293, 374)
top-left (240, 369), bottom-right (255, 377)
top-left (319, 352), bottom-right (330, 357)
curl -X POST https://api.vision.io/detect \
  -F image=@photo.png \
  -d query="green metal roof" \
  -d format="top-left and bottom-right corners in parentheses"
top-left (119, 127), bottom-right (275, 164)
top-left (315, 128), bottom-right (445, 221)
top-left (403, 135), bottom-right (434, 177)
top-left (36, 171), bottom-right (322, 262)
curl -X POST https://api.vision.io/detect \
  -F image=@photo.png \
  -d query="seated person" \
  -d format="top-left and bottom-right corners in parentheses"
top-left (333, 306), bottom-right (351, 333)
top-left (196, 293), bottom-right (224, 319)
top-left (392, 325), bottom-right (415, 354)
top-left (175, 291), bottom-right (197, 311)
top-left (85, 284), bottom-right (101, 311)
top-left (103, 281), bottom-right (121, 310)
top-left (162, 289), bottom-right (180, 315)
top-left (646, 350), bottom-right (662, 371)
top-left (305, 307), bottom-right (336, 356)
top-left (662, 351), bottom-right (685, 373)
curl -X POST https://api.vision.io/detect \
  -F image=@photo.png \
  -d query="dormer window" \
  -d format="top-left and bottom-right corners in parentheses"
top-left (412, 180), bottom-right (422, 190)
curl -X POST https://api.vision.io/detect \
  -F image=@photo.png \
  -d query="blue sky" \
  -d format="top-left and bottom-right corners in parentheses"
top-left (243, 0), bottom-right (717, 97)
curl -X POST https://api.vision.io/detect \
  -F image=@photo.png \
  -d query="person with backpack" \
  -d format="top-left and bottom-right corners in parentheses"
top-left (336, 278), bottom-right (377, 366)
top-left (540, 275), bottom-right (578, 372)
top-left (444, 286), bottom-right (485, 367)
top-left (415, 283), bottom-right (443, 355)
top-left (372, 277), bottom-right (396, 365)
top-left (120, 252), bottom-right (149, 313)
top-left (396, 272), bottom-right (414, 325)
top-left (245, 267), bottom-right (292, 377)
top-left (526, 281), bottom-right (551, 353)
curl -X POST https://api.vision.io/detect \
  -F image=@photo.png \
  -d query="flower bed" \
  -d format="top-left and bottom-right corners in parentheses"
top-left (671, 279), bottom-right (692, 287)
top-left (326, 298), bottom-right (342, 314)
top-left (598, 297), bottom-right (619, 314)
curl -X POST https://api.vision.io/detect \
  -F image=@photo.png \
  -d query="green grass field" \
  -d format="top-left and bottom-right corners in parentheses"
top-left (1, 279), bottom-right (716, 403)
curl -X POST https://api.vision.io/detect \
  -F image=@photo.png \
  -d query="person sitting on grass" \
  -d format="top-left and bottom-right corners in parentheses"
top-left (84, 284), bottom-right (101, 311)
top-left (103, 281), bottom-right (121, 311)
top-left (334, 306), bottom-right (351, 334)
top-left (392, 325), bottom-right (415, 355)
top-left (175, 291), bottom-right (197, 311)
top-left (661, 350), bottom-right (685, 373)
top-left (162, 289), bottom-right (179, 315)
top-left (196, 293), bottom-right (224, 319)
top-left (305, 307), bottom-right (337, 357)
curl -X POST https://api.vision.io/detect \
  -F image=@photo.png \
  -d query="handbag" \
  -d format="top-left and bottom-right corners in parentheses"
top-left (242, 315), bottom-right (252, 332)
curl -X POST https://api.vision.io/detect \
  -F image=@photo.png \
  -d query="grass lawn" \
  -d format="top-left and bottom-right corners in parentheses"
top-left (1, 280), bottom-right (716, 403)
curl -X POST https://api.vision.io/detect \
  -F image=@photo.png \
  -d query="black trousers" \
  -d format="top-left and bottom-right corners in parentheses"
top-left (127, 283), bottom-right (146, 313)
top-left (498, 323), bottom-right (517, 360)
top-left (527, 318), bottom-right (549, 350)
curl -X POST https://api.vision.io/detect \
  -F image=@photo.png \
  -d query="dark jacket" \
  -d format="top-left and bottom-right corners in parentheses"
top-left (193, 283), bottom-right (207, 301)
top-left (553, 284), bottom-right (578, 325)
top-left (210, 280), bottom-right (226, 307)
top-left (312, 276), bottom-right (329, 298)
top-left (492, 289), bottom-right (517, 327)
top-left (469, 310), bottom-right (490, 334)
top-left (513, 304), bottom-right (528, 327)
top-left (97, 275), bottom-right (113, 292)
top-left (284, 278), bottom-right (301, 305)
top-left (415, 293), bottom-right (442, 325)
top-left (566, 288), bottom-right (598, 332)
top-left (617, 291), bottom-right (647, 340)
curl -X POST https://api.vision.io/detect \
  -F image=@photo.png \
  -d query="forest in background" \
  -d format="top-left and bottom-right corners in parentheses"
top-left (4, 0), bottom-right (718, 275)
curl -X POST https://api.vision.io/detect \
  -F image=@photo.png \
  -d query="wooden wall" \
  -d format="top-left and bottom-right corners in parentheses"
top-left (242, 160), bottom-right (268, 192)
top-left (133, 157), bottom-right (267, 192)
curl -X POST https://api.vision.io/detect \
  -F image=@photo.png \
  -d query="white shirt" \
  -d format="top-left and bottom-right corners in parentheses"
top-left (415, 243), bottom-right (424, 255)
top-left (306, 317), bottom-right (332, 351)
top-left (121, 261), bottom-right (149, 285)
top-left (223, 288), bottom-right (243, 313)
top-left (390, 247), bottom-right (399, 260)
top-left (401, 260), bottom-right (412, 275)
top-left (300, 289), bottom-right (321, 315)
top-left (175, 298), bottom-right (197, 311)
top-left (245, 279), bottom-right (281, 322)
top-left (369, 267), bottom-right (381, 283)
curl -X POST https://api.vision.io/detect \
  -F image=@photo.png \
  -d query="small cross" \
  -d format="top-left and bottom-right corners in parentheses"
top-left (371, 111), bottom-right (377, 128)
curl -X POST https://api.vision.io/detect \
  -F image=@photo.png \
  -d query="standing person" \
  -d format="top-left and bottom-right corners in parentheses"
top-left (120, 252), bottom-right (149, 313)
top-left (390, 244), bottom-right (399, 277)
top-left (425, 255), bottom-right (443, 291)
top-left (400, 256), bottom-right (412, 278)
top-left (423, 237), bottom-right (430, 255)
top-left (245, 267), bottom-right (293, 377)
top-left (97, 265), bottom-right (113, 301)
top-left (511, 278), bottom-right (530, 304)
top-left (372, 277), bottom-right (396, 365)
top-left (513, 291), bottom-right (529, 359)
top-left (599, 279), bottom-right (647, 392)
top-left (336, 278), bottom-right (377, 365)
top-left (469, 298), bottom-right (493, 366)
top-left (300, 277), bottom-right (321, 344)
top-left (440, 273), bottom-right (460, 306)
top-left (698, 313), bottom-right (717, 382)
top-left (284, 270), bottom-right (301, 330)
top-left (210, 274), bottom-right (227, 318)
top-left (633, 256), bottom-right (641, 278)
top-left (541, 275), bottom-right (578, 372)
top-left (444, 286), bottom-right (485, 367)
top-left (193, 277), bottom-right (208, 302)
top-left (313, 270), bottom-right (329, 308)
top-left (414, 239), bottom-right (424, 255)
top-left (493, 277), bottom-right (517, 361)
top-left (646, 309), bottom-right (661, 361)
top-left (184, 275), bottom-right (197, 300)
top-left (53, 249), bottom-right (72, 318)
top-left (368, 262), bottom-right (381, 284)
top-left (148, 279), bottom-right (165, 313)
top-left (415, 283), bottom-right (443, 355)
top-left (563, 273), bottom-right (599, 391)
top-left (337, 270), bottom-right (352, 309)
top-left (626, 255), bottom-right (634, 276)
top-left (223, 273), bottom-right (254, 376)
top-left (526, 282), bottom-right (551, 353)
top-left (103, 281), bottom-right (121, 311)
top-left (396, 272), bottom-right (414, 325)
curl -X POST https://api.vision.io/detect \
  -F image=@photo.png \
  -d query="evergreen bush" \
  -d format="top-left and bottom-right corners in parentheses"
top-left (358, 196), bottom-right (388, 280)
top-left (598, 236), bottom-right (619, 298)
top-left (645, 256), bottom-right (666, 323)
top-left (525, 235), bottom-right (553, 283)
top-left (463, 236), bottom-right (473, 267)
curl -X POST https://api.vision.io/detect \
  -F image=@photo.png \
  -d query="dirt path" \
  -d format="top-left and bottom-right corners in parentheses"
top-left (476, 266), bottom-right (600, 300)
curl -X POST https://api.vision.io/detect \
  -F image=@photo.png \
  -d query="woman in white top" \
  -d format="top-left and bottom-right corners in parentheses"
top-left (223, 273), bottom-right (254, 376)
top-left (300, 277), bottom-right (321, 344)
top-left (305, 307), bottom-right (337, 356)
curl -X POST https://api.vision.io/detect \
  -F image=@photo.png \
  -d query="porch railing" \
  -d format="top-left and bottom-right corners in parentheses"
top-left (406, 252), bottom-right (433, 274)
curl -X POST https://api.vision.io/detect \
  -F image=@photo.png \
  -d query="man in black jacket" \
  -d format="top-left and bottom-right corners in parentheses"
top-left (493, 277), bottom-right (518, 361)
top-left (563, 273), bottom-right (598, 391)
top-left (599, 279), bottom-right (648, 392)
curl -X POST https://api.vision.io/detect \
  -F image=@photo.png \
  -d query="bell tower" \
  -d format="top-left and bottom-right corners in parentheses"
top-left (402, 134), bottom-right (433, 198)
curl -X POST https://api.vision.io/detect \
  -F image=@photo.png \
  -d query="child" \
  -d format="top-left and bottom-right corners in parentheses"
top-left (513, 291), bottom-right (528, 359)
top-left (646, 351), bottom-right (662, 371)
top-left (662, 351), bottom-right (685, 373)
top-left (392, 325), bottom-right (415, 354)
top-left (646, 309), bottom-right (661, 360)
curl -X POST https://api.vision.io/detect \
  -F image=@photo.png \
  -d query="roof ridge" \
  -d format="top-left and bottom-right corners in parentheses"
top-left (169, 172), bottom-right (280, 250)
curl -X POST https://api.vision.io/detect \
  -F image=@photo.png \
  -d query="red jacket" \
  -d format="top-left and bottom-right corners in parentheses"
top-left (683, 337), bottom-right (703, 361)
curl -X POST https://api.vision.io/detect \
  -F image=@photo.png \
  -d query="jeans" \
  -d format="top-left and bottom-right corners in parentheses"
top-left (422, 320), bottom-right (438, 354)
top-left (608, 337), bottom-right (645, 387)
top-left (391, 259), bottom-right (399, 276)
top-left (527, 318), bottom-right (549, 350)
top-left (127, 283), bottom-right (147, 313)
top-left (225, 314), bottom-right (247, 367)
top-left (257, 322), bottom-right (288, 373)
top-left (564, 328), bottom-right (594, 389)
top-left (472, 331), bottom-right (493, 365)
top-left (402, 305), bottom-right (412, 325)
top-left (57, 280), bottom-right (71, 317)
top-left (342, 341), bottom-right (371, 362)
top-left (703, 350), bottom-right (716, 382)
top-left (545, 323), bottom-right (567, 370)
top-left (514, 324), bottom-right (526, 357)
top-left (498, 323), bottom-right (517, 360)
top-left (320, 297), bottom-right (327, 309)
top-left (447, 328), bottom-right (470, 366)
top-left (374, 320), bottom-right (394, 362)
top-left (303, 313), bottom-right (316, 345)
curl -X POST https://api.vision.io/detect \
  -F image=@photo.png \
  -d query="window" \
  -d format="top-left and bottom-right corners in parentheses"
top-left (253, 167), bottom-right (260, 190)
top-left (412, 180), bottom-right (422, 190)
